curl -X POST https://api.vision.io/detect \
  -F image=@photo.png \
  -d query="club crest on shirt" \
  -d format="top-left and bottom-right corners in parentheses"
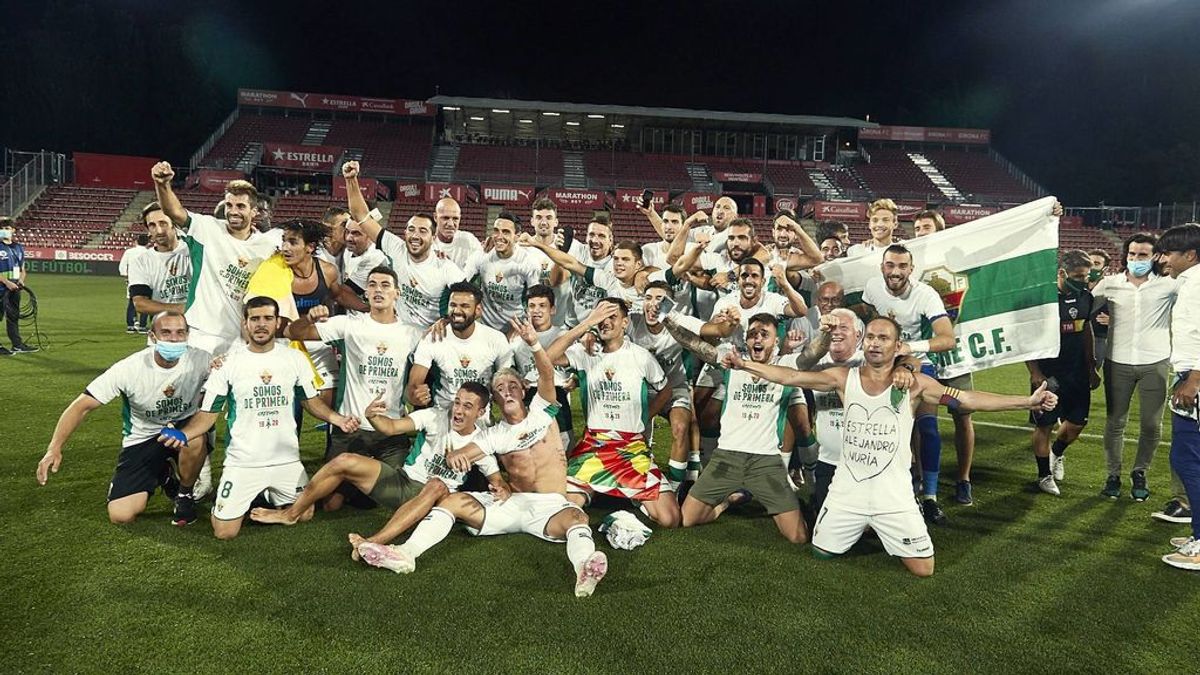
top-left (260, 370), bottom-right (273, 384)
top-left (237, 257), bottom-right (250, 268)
top-left (409, 276), bottom-right (420, 288)
top-left (920, 266), bottom-right (969, 324)
top-left (605, 367), bottom-right (615, 381)
top-left (495, 272), bottom-right (504, 283)
top-left (376, 342), bottom-right (389, 355)
top-left (162, 384), bottom-right (176, 398)
top-left (1068, 306), bottom-right (1078, 319)
top-left (459, 355), bottom-right (472, 368)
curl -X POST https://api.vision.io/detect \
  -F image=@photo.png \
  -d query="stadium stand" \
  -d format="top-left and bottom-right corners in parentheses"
top-left (583, 151), bottom-right (692, 190)
top-left (923, 148), bottom-right (1035, 203)
top-left (854, 145), bottom-right (939, 198)
top-left (453, 145), bottom-right (563, 184)
top-left (323, 120), bottom-right (432, 179)
top-left (15, 186), bottom-right (135, 248)
top-left (201, 114), bottom-right (312, 169)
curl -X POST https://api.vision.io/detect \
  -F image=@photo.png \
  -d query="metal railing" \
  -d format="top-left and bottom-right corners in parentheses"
top-left (189, 108), bottom-right (240, 171)
top-left (1, 150), bottom-right (66, 218)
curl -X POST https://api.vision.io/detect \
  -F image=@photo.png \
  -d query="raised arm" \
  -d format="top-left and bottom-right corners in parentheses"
top-left (727, 351), bottom-right (846, 393)
top-left (151, 162), bottom-right (187, 227)
top-left (916, 374), bottom-right (1058, 414)
top-left (341, 161), bottom-right (382, 241)
top-left (363, 394), bottom-right (418, 437)
top-left (519, 234), bottom-right (586, 277)
top-left (637, 203), bottom-right (667, 240)
top-left (545, 301), bottom-right (620, 366)
top-left (771, 264), bottom-right (808, 317)
top-left (670, 238), bottom-right (707, 280)
top-left (510, 317), bottom-right (555, 403)
top-left (282, 305), bottom-right (328, 341)
top-left (779, 216), bottom-right (822, 270)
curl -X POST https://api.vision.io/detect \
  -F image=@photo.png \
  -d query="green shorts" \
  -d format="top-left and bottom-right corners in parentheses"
top-left (326, 428), bottom-right (409, 470)
top-left (690, 449), bottom-right (799, 515)
top-left (367, 464), bottom-right (425, 510)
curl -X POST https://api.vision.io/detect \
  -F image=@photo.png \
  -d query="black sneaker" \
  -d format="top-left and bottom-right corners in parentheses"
top-left (1130, 470), bottom-right (1150, 502)
top-left (954, 480), bottom-right (974, 506)
top-left (11, 343), bottom-right (38, 353)
top-left (126, 326), bottom-right (138, 334)
top-left (1152, 499), bottom-right (1192, 524)
top-left (1101, 475), bottom-right (1121, 499)
top-left (921, 498), bottom-right (948, 525)
top-left (0, 347), bottom-right (11, 357)
top-left (172, 493), bottom-right (197, 526)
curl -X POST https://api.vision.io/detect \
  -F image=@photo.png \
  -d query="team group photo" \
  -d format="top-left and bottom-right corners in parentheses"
top-left (4, 1), bottom-right (1199, 672)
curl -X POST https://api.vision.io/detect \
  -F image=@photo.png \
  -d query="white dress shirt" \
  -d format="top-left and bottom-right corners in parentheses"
top-left (1090, 272), bottom-right (1179, 365)
top-left (1170, 265), bottom-right (1200, 373)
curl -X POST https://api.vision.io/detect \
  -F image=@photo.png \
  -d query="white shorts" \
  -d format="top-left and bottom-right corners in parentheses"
top-left (812, 501), bottom-right (934, 559)
top-left (666, 385), bottom-right (692, 412)
top-left (464, 491), bottom-right (583, 542)
top-left (189, 327), bottom-right (237, 357)
top-left (212, 462), bottom-right (309, 521)
top-left (695, 361), bottom-right (724, 390)
top-left (304, 341), bottom-right (339, 391)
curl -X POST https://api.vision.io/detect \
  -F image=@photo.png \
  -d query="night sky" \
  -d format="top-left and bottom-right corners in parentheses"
top-left (2, 0), bottom-right (1198, 205)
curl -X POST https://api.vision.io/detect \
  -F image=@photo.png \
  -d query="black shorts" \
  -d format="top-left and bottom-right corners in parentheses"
top-left (1030, 378), bottom-right (1090, 428)
top-left (108, 437), bottom-right (177, 502)
top-left (326, 427), bottom-right (410, 470)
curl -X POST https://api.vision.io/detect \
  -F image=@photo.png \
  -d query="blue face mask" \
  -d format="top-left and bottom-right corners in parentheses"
top-left (1128, 260), bottom-right (1153, 277)
top-left (154, 341), bottom-right (189, 361)
top-left (0, 229), bottom-right (12, 240)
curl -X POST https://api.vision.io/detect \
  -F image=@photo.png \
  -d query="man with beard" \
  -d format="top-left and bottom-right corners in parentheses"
top-left (431, 197), bottom-right (482, 269)
top-left (406, 282), bottom-right (513, 410)
top-left (728, 316), bottom-right (1057, 576)
top-left (510, 284), bottom-right (576, 449)
top-left (1027, 250), bottom-right (1101, 496)
top-left (340, 217), bottom-right (388, 299)
top-left (128, 202), bottom-right (191, 323)
top-left (680, 312), bottom-right (833, 544)
top-left (462, 212), bottom-right (542, 333)
top-left (859, 244), bottom-right (956, 522)
top-left (160, 297), bottom-right (359, 539)
top-left (522, 233), bottom-right (650, 311)
top-left (544, 300), bottom-right (678, 527)
top-left (150, 162), bottom-right (284, 355)
top-left (847, 199), bottom-right (903, 258)
top-left (820, 236), bottom-right (845, 262)
top-left (548, 214), bottom-right (616, 326)
top-left (342, 161), bottom-right (466, 329)
top-left (37, 311), bottom-right (211, 525)
top-left (282, 266), bottom-right (424, 511)
top-left (316, 206), bottom-right (349, 279)
top-left (358, 318), bottom-right (610, 598)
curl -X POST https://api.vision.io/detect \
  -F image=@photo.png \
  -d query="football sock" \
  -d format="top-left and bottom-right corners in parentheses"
top-left (667, 460), bottom-right (688, 487)
top-left (796, 432), bottom-right (819, 469)
top-left (917, 414), bottom-right (942, 497)
top-left (400, 507), bottom-right (454, 559)
top-left (565, 524), bottom-right (596, 575)
top-left (686, 451), bottom-right (701, 481)
top-left (1036, 455), bottom-right (1051, 478)
top-left (1051, 439), bottom-right (1068, 457)
top-left (780, 451), bottom-right (793, 471)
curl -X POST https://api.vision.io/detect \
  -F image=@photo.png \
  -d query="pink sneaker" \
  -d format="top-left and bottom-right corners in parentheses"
top-left (357, 542), bottom-right (415, 574)
top-left (574, 551), bottom-right (608, 597)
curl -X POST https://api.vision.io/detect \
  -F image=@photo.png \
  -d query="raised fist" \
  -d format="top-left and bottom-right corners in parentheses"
top-left (342, 161), bottom-right (360, 179)
top-left (151, 161), bottom-right (174, 186)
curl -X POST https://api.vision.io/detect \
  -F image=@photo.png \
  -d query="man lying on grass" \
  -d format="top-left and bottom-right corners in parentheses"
top-left (724, 316), bottom-right (1058, 577)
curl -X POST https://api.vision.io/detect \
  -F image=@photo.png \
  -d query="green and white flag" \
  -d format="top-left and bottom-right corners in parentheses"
top-left (815, 196), bottom-right (1061, 378)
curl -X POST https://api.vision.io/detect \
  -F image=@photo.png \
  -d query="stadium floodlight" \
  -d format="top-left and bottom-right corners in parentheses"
top-left (492, 109), bottom-right (510, 113)
top-left (470, 116), bottom-right (486, 121)
top-left (542, 112), bottom-right (560, 116)
top-left (610, 124), bottom-right (625, 128)
top-left (587, 114), bottom-right (604, 119)
top-left (519, 119), bottom-right (533, 124)
top-left (566, 121), bottom-right (580, 126)
top-left (444, 106), bottom-right (460, 111)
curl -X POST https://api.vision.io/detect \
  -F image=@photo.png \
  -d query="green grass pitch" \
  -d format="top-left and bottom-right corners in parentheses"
top-left (3, 275), bottom-right (1197, 673)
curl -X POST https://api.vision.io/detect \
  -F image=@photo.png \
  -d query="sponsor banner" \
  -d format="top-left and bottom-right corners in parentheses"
top-left (394, 183), bottom-right (423, 201)
top-left (73, 152), bottom-right (159, 189)
top-left (188, 169), bottom-right (246, 192)
top-left (859, 125), bottom-right (990, 145)
top-left (614, 188), bottom-right (668, 210)
top-left (25, 247), bottom-right (125, 262)
top-left (25, 259), bottom-right (121, 275)
top-left (480, 184), bottom-right (535, 206)
top-left (237, 89), bottom-right (433, 116)
top-left (773, 196), bottom-right (799, 213)
top-left (539, 188), bottom-right (607, 209)
top-left (944, 204), bottom-right (998, 225)
top-left (262, 143), bottom-right (342, 171)
top-left (423, 183), bottom-right (473, 202)
top-left (332, 177), bottom-right (386, 200)
top-left (895, 200), bottom-right (928, 219)
top-left (807, 200), bottom-right (868, 221)
top-left (815, 197), bottom-right (1060, 377)
top-left (677, 192), bottom-right (718, 212)
top-left (713, 171), bottom-right (763, 184)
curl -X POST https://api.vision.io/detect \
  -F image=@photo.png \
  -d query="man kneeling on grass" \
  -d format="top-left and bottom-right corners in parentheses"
top-left (356, 318), bottom-right (609, 597)
top-left (725, 316), bottom-right (1057, 577)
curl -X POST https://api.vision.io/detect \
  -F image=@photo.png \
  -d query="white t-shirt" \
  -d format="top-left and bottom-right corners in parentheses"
top-left (127, 242), bottom-right (191, 310)
top-left (432, 230), bottom-right (483, 270)
top-left (717, 353), bottom-right (805, 455)
top-left (377, 230), bottom-right (467, 328)
top-left (315, 313), bottom-right (423, 431)
top-left (475, 394), bottom-right (561, 456)
top-left (86, 347), bottom-right (212, 447)
top-left (695, 249), bottom-right (738, 318)
top-left (826, 367), bottom-right (915, 514)
top-left (401, 408), bottom-right (497, 489)
top-left (119, 246), bottom-right (147, 278)
top-left (511, 326), bottom-right (572, 387)
top-left (583, 266), bottom-right (642, 313)
top-left (861, 277), bottom-right (947, 365)
top-left (182, 212), bottom-right (283, 340)
top-left (711, 290), bottom-right (791, 347)
top-left (627, 315), bottom-right (687, 389)
top-left (201, 345), bottom-right (318, 468)
top-left (566, 240), bottom-right (612, 326)
top-left (808, 351), bottom-right (864, 466)
top-left (462, 249), bottom-right (542, 331)
top-left (412, 323), bottom-right (514, 408)
top-left (565, 338), bottom-right (667, 433)
top-left (342, 244), bottom-right (389, 292)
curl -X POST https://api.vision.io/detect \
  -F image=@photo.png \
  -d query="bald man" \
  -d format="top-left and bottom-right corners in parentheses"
top-left (432, 197), bottom-right (483, 269)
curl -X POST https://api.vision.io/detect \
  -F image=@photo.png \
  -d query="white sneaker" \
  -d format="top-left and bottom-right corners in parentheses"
top-left (358, 543), bottom-right (415, 574)
top-left (1162, 538), bottom-right (1200, 570)
top-left (1170, 536), bottom-right (1195, 551)
top-left (193, 457), bottom-right (214, 500)
top-left (1038, 475), bottom-right (1061, 496)
top-left (574, 551), bottom-right (608, 597)
top-left (1050, 454), bottom-right (1065, 481)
